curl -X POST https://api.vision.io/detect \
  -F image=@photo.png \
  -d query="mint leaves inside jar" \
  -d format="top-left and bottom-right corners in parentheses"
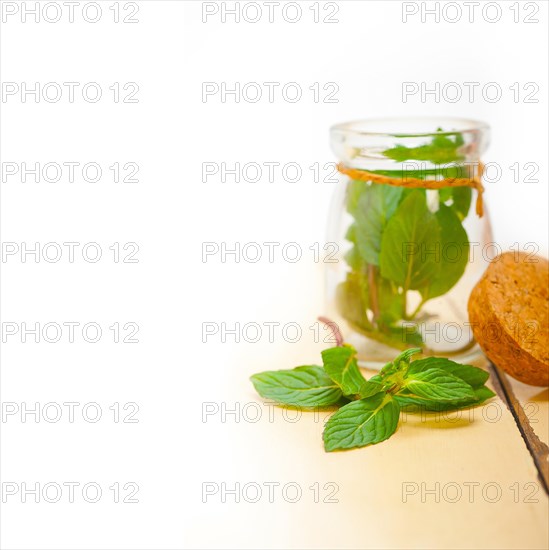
top-left (338, 131), bottom-right (475, 350)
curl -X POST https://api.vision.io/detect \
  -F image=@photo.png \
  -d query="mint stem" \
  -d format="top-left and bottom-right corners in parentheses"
top-left (406, 298), bottom-right (427, 320)
top-left (318, 316), bottom-right (344, 347)
top-left (367, 264), bottom-right (380, 327)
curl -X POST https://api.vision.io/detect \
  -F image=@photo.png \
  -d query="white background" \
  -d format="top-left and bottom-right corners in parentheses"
top-left (1, 1), bottom-right (548, 549)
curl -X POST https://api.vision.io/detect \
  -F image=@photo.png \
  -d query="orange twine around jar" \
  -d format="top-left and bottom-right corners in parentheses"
top-left (337, 162), bottom-right (485, 217)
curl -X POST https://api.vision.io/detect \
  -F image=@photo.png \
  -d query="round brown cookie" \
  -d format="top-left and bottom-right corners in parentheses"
top-left (468, 252), bottom-right (549, 386)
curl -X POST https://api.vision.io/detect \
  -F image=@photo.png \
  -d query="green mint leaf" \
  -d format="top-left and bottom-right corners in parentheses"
top-left (407, 357), bottom-right (489, 389)
top-left (323, 393), bottom-right (400, 451)
top-left (336, 273), bottom-right (372, 332)
top-left (447, 186), bottom-right (472, 221)
top-left (394, 395), bottom-right (462, 411)
top-left (402, 368), bottom-right (476, 403)
top-left (379, 347), bottom-right (422, 378)
top-left (386, 325), bottom-right (424, 347)
top-left (420, 204), bottom-right (470, 301)
top-left (343, 224), bottom-right (362, 270)
top-left (344, 246), bottom-right (362, 271)
top-left (395, 383), bottom-right (495, 411)
top-left (393, 347), bottom-right (423, 364)
top-left (382, 132), bottom-right (465, 164)
top-left (377, 277), bottom-right (405, 325)
top-left (346, 180), bottom-right (368, 216)
top-left (473, 385), bottom-right (496, 403)
top-left (354, 184), bottom-right (403, 266)
top-left (379, 191), bottom-right (441, 290)
top-left (358, 380), bottom-right (386, 399)
top-left (321, 345), bottom-right (367, 396)
top-left (250, 366), bottom-right (343, 409)
top-left (393, 393), bottom-right (439, 410)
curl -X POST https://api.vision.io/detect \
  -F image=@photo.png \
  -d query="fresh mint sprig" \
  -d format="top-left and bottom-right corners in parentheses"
top-left (250, 330), bottom-right (495, 452)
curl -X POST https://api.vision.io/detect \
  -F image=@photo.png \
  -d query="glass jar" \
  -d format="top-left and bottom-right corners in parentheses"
top-left (326, 118), bottom-right (492, 368)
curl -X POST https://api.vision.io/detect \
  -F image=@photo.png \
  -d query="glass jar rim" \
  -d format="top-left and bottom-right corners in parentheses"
top-left (330, 117), bottom-right (489, 138)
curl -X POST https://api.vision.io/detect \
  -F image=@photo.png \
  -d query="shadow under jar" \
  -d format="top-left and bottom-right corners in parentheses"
top-left (326, 118), bottom-right (492, 368)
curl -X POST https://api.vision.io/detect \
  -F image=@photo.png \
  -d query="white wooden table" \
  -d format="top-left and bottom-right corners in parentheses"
top-left (190, 283), bottom-right (549, 550)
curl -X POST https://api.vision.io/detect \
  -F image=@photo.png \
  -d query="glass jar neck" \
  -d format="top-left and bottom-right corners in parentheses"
top-left (330, 118), bottom-right (490, 176)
